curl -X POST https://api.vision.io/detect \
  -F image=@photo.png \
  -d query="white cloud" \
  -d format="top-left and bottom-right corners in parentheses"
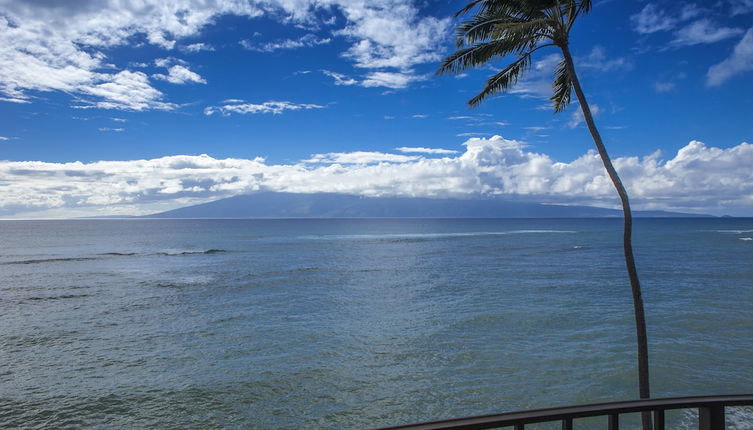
top-left (671, 20), bottom-right (744, 47)
top-left (0, 0), bottom-right (448, 106)
top-left (707, 29), bottom-right (753, 86)
top-left (77, 70), bottom-right (176, 111)
top-left (0, 2), bottom-right (257, 109)
top-left (578, 46), bottom-right (630, 72)
top-left (0, 96), bottom-right (31, 104)
top-left (631, 4), bottom-right (677, 34)
top-left (321, 69), bottom-right (425, 89)
top-left (653, 82), bottom-right (676, 93)
top-left (335, 2), bottom-right (450, 70)
top-left (568, 104), bottom-right (601, 129)
top-left (456, 132), bottom-right (491, 137)
top-left (630, 3), bottom-right (704, 35)
top-left (204, 100), bottom-right (325, 115)
top-left (729, 0), bottom-right (753, 15)
top-left (98, 127), bottom-right (124, 132)
top-left (3, 137), bottom-right (752, 217)
top-left (321, 70), bottom-right (358, 86)
top-left (411, 114), bottom-right (428, 119)
top-left (360, 71), bottom-right (426, 89)
top-left (396, 147), bottom-right (458, 154)
top-left (240, 33), bottom-right (331, 52)
top-left (154, 65), bottom-right (207, 84)
top-left (183, 42), bottom-right (214, 52)
top-left (304, 151), bottom-right (419, 164)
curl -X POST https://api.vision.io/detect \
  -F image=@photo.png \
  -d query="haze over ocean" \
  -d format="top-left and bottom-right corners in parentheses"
top-left (2, 218), bottom-right (752, 429)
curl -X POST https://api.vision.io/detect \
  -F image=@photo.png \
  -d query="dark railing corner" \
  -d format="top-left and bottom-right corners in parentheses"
top-left (372, 394), bottom-right (753, 430)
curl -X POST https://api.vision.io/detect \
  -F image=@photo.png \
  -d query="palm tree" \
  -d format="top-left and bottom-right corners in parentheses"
top-left (437, 0), bottom-right (652, 427)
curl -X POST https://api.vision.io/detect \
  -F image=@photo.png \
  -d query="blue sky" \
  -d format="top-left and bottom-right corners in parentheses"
top-left (1, 0), bottom-right (752, 217)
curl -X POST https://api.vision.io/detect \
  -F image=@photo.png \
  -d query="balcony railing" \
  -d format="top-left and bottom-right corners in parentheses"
top-left (372, 394), bottom-right (753, 430)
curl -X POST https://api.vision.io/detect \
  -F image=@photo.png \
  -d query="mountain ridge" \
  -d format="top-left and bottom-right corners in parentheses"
top-left (143, 192), bottom-right (712, 218)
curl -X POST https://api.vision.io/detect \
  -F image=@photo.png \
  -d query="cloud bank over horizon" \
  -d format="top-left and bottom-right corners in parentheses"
top-left (2, 136), bottom-right (751, 218)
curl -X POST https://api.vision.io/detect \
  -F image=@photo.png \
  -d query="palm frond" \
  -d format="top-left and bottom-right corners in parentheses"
top-left (442, 0), bottom-right (596, 109)
top-left (567, 0), bottom-right (593, 30)
top-left (437, 36), bottom-right (541, 75)
top-left (579, 0), bottom-right (592, 14)
top-left (455, 0), bottom-right (486, 17)
top-left (456, 0), bottom-right (555, 20)
top-left (468, 53), bottom-right (532, 107)
top-left (551, 58), bottom-right (573, 112)
top-left (457, 14), bottom-right (553, 48)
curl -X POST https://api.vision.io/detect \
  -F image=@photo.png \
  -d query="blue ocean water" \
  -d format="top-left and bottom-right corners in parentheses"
top-left (1, 218), bottom-right (752, 429)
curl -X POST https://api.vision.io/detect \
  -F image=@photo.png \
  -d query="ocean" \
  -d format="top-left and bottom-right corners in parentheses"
top-left (1, 218), bottom-right (752, 429)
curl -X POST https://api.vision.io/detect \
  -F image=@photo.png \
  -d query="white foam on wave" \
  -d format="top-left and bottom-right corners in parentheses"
top-left (715, 229), bottom-right (753, 234)
top-left (739, 237), bottom-right (753, 241)
top-left (301, 230), bottom-right (576, 241)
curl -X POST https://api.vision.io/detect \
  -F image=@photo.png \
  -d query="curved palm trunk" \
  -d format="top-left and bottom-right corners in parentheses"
top-left (560, 45), bottom-right (652, 428)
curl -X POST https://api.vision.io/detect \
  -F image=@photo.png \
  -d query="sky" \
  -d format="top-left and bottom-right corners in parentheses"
top-left (0, 0), bottom-right (752, 218)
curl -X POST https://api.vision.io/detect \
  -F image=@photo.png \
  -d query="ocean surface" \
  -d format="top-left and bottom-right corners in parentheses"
top-left (1, 218), bottom-right (752, 429)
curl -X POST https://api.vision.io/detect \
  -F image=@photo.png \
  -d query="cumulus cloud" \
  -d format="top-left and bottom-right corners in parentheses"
top-left (204, 100), bottom-right (325, 115)
top-left (153, 65), bottom-right (207, 84)
top-left (77, 70), bottom-right (176, 111)
top-left (335, 2), bottom-right (449, 70)
top-left (0, 0), bottom-right (449, 107)
top-left (707, 29), bottom-right (753, 86)
top-left (182, 43), bottom-right (214, 52)
top-left (2, 136), bottom-right (752, 218)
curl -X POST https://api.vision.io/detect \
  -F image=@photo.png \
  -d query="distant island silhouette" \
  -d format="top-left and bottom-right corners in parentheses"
top-left (142, 192), bottom-right (712, 218)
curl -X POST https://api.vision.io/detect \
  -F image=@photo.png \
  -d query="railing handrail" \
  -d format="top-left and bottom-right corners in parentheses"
top-left (372, 394), bottom-right (753, 430)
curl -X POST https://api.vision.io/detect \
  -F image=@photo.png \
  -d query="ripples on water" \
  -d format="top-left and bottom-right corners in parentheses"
top-left (1, 218), bottom-right (752, 429)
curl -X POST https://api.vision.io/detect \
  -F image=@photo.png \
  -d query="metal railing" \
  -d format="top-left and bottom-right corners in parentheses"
top-left (372, 394), bottom-right (753, 430)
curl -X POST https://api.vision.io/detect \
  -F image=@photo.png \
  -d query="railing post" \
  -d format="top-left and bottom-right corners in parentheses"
top-left (514, 424), bottom-right (524, 430)
top-left (698, 406), bottom-right (725, 430)
top-left (562, 418), bottom-right (572, 430)
top-left (653, 409), bottom-right (665, 430)
top-left (608, 413), bottom-right (619, 430)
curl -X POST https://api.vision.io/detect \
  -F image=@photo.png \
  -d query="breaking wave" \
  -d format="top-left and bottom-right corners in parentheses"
top-left (1, 257), bottom-right (98, 265)
top-left (2, 249), bottom-right (229, 265)
top-left (301, 230), bottom-right (576, 241)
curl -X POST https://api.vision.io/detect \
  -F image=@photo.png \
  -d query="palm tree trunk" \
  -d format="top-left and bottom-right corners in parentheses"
top-left (560, 44), bottom-right (652, 429)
